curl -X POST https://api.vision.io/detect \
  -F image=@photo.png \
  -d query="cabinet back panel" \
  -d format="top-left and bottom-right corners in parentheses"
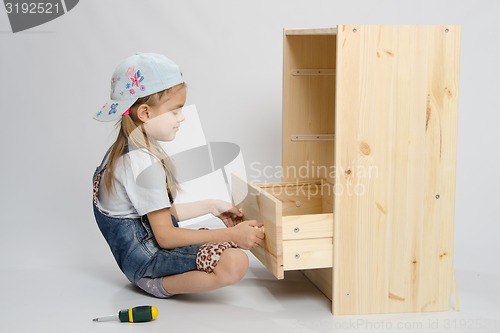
top-left (282, 33), bottom-right (336, 185)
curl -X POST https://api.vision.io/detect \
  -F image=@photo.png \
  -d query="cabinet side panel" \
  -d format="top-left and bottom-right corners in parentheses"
top-left (421, 25), bottom-right (460, 312)
top-left (333, 25), bottom-right (460, 315)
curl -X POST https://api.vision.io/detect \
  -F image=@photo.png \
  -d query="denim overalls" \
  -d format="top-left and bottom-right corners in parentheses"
top-left (92, 149), bottom-right (201, 284)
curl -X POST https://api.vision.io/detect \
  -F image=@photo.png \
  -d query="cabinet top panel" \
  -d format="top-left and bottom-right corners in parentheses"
top-left (284, 27), bottom-right (338, 36)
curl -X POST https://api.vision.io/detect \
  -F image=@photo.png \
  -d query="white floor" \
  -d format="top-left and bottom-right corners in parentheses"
top-left (1, 218), bottom-right (499, 333)
top-left (1, 261), bottom-right (498, 333)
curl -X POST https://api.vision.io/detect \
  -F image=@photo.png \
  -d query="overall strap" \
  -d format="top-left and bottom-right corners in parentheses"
top-left (96, 146), bottom-right (113, 174)
top-left (93, 146), bottom-right (113, 206)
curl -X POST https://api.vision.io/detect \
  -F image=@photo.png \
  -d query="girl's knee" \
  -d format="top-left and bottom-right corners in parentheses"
top-left (217, 249), bottom-right (248, 284)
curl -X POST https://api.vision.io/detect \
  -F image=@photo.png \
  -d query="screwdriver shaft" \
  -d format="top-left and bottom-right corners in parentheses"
top-left (92, 314), bottom-right (118, 322)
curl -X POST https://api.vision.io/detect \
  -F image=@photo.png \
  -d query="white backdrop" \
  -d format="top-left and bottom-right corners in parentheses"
top-left (0, 0), bottom-right (498, 277)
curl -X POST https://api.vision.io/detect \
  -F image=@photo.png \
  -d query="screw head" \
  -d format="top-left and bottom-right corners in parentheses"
top-left (353, 28), bottom-right (357, 33)
top-left (294, 253), bottom-right (301, 260)
top-left (445, 28), bottom-right (450, 33)
top-left (294, 227), bottom-right (300, 233)
top-left (295, 201), bottom-right (302, 207)
top-left (435, 194), bottom-right (440, 199)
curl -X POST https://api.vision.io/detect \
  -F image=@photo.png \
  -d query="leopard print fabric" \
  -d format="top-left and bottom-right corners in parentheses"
top-left (93, 173), bottom-right (101, 205)
top-left (196, 241), bottom-right (238, 273)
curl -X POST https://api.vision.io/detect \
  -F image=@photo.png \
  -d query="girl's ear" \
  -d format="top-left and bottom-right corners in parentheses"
top-left (135, 104), bottom-right (150, 123)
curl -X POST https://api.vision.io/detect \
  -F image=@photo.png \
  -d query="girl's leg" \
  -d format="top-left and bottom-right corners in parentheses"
top-left (161, 248), bottom-right (248, 294)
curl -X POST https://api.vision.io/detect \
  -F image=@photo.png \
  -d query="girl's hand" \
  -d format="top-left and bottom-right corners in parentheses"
top-left (210, 200), bottom-right (244, 227)
top-left (230, 220), bottom-right (265, 250)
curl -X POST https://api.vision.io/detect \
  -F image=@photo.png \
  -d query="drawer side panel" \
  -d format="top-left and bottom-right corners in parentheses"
top-left (232, 174), bottom-right (284, 279)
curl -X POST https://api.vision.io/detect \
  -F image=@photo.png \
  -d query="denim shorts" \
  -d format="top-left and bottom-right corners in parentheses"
top-left (92, 151), bottom-right (201, 284)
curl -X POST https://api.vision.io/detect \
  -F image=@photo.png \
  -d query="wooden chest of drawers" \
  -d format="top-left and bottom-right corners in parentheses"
top-left (232, 25), bottom-right (461, 315)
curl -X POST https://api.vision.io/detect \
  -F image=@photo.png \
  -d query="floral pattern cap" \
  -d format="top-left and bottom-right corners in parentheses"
top-left (94, 53), bottom-right (183, 122)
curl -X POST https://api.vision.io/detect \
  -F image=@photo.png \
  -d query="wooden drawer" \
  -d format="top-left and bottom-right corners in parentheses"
top-left (232, 174), bottom-right (333, 279)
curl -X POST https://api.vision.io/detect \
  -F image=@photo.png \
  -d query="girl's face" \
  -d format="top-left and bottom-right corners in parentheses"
top-left (144, 86), bottom-right (186, 142)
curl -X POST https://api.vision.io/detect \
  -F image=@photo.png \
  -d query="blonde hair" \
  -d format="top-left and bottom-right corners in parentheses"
top-left (103, 83), bottom-right (185, 199)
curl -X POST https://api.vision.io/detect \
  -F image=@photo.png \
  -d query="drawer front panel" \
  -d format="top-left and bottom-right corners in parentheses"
top-left (283, 238), bottom-right (333, 271)
top-left (282, 213), bottom-right (333, 240)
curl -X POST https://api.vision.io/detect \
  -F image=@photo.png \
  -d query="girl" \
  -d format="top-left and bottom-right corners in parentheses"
top-left (92, 53), bottom-right (264, 298)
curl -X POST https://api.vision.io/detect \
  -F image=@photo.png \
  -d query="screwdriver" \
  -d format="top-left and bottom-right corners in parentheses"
top-left (92, 305), bottom-right (158, 323)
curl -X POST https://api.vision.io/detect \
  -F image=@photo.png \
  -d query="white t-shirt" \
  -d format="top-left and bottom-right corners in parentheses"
top-left (97, 149), bottom-right (172, 218)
